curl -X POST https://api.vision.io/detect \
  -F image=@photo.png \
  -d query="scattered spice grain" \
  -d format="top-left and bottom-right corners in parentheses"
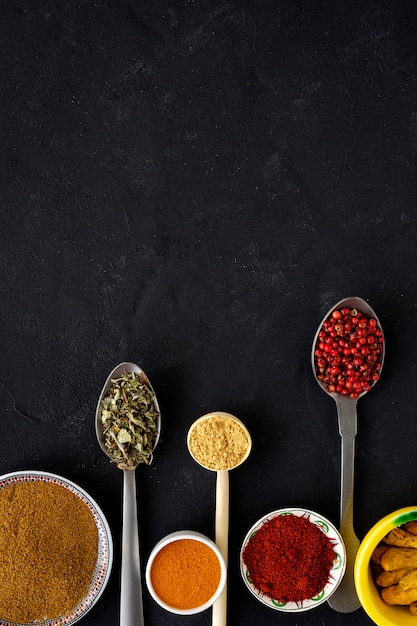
top-left (0, 480), bottom-right (98, 623)
top-left (188, 415), bottom-right (250, 470)
top-left (150, 538), bottom-right (221, 610)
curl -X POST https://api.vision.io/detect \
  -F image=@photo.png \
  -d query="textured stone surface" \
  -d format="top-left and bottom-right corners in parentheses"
top-left (2, 1), bottom-right (417, 624)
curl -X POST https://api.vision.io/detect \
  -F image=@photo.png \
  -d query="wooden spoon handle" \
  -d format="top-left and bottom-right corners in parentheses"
top-left (213, 470), bottom-right (229, 626)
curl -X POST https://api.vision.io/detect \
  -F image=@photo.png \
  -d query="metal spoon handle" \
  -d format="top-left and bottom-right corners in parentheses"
top-left (328, 396), bottom-right (360, 613)
top-left (120, 469), bottom-right (143, 626)
top-left (213, 470), bottom-right (229, 626)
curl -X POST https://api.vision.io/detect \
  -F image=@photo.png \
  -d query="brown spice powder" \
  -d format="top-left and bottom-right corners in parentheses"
top-left (188, 415), bottom-right (250, 470)
top-left (0, 480), bottom-right (98, 623)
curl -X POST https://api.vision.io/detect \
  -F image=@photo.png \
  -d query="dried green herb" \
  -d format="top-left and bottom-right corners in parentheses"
top-left (100, 370), bottom-right (159, 470)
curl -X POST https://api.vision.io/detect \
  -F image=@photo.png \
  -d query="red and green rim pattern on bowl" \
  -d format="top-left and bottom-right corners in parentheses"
top-left (391, 509), bottom-right (417, 527)
top-left (0, 471), bottom-right (113, 626)
top-left (240, 507), bottom-right (346, 613)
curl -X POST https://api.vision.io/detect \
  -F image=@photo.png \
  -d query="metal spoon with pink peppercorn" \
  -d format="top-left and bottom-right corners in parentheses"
top-left (311, 297), bottom-right (385, 613)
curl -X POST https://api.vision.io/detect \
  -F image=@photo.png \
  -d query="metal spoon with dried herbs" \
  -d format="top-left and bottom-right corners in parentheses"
top-left (96, 362), bottom-right (161, 626)
top-left (99, 370), bottom-right (159, 470)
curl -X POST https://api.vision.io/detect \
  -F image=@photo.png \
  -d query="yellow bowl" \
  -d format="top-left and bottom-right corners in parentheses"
top-left (355, 506), bottom-right (417, 625)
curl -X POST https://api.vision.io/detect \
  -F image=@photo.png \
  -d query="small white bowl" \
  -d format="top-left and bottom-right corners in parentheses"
top-left (240, 507), bottom-right (346, 612)
top-left (145, 530), bottom-right (227, 615)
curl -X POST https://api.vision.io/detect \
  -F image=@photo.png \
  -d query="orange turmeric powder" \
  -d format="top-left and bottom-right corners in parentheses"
top-left (150, 538), bottom-right (221, 609)
top-left (0, 480), bottom-right (98, 622)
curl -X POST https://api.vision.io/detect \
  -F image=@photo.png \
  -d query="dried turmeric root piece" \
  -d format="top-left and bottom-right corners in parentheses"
top-left (399, 569), bottom-right (417, 591)
top-left (410, 600), bottom-right (417, 615)
top-left (371, 545), bottom-right (390, 565)
top-left (381, 584), bottom-right (417, 605)
top-left (383, 528), bottom-right (417, 548)
top-left (381, 547), bottom-right (417, 571)
top-left (376, 567), bottom-right (413, 587)
top-left (404, 522), bottom-right (417, 536)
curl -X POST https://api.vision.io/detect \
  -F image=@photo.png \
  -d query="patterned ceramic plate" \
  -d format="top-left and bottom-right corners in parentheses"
top-left (240, 507), bottom-right (346, 612)
top-left (0, 470), bottom-right (113, 626)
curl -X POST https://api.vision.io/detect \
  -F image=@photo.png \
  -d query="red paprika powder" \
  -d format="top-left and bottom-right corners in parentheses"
top-left (242, 513), bottom-right (336, 603)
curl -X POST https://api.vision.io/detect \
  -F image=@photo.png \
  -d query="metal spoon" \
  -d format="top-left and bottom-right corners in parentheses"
top-left (96, 361), bottom-right (161, 626)
top-left (187, 412), bottom-right (252, 626)
top-left (311, 297), bottom-right (385, 613)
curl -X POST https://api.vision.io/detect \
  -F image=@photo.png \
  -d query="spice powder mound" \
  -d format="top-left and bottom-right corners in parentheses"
top-left (0, 481), bottom-right (99, 623)
top-left (188, 416), bottom-right (250, 470)
top-left (242, 514), bottom-right (336, 603)
top-left (150, 539), bottom-right (221, 610)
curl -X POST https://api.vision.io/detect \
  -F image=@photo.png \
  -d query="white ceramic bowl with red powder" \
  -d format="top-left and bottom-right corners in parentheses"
top-left (239, 507), bottom-right (346, 612)
top-left (145, 530), bottom-right (227, 615)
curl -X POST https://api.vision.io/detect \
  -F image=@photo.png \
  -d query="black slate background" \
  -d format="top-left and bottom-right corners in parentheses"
top-left (2, 1), bottom-right (417, 624)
